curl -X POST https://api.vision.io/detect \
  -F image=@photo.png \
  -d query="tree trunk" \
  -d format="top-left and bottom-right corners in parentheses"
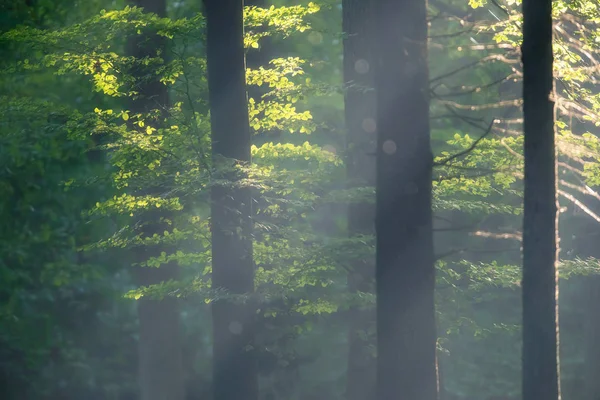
top-left (372, 0), bottom-right (439, 399)
top-left (203, 1), bottom-right (259, 400)
top-left (585, 275), bottom-right (600, 400)
top-left (136, 266), bottom-right (185, 400)
top-left (342, 1), bottom-right (377, 399)
top-left (521, 0), bottom-right (560, 398)
top-left (570, 197), bottom-right (600, 400)
top-left (127, 1), bottom-right (186, 400)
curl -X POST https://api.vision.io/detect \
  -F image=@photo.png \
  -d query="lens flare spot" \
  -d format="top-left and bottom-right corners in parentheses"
top-left (308, 31), bottom-right (323, 45)
top-left (362, 118), bottom-right (377, 133)
top-left (228, 321), bottom-right (243, 335)
top-left (354, 59), bottom-right (370, 74)
top-left (382, 140), bottom-right (397, 155)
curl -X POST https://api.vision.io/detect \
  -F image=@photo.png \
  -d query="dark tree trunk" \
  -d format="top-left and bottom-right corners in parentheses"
top-left (342, 1), bottom-right (377, 399)
top-left (585, 276), bottom-right (600, 400)
top-left (127, 1), bottom-right (186, 400)
top-left (571, 199), bottom-right (600, 400)
top-left (521, 0), bottom-right (560, 399)
top-left (203, 1), bottom-right (258, 400)
top-left (372, 0), bottom-right (439, 399)
top-left (135, 266), bottom-right (185, 400)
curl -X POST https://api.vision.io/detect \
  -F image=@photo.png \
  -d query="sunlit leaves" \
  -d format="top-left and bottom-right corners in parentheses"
top-left (137, 250), bottom-right (210, 268)
top-left (247, 57), bottom-right (306, 89)
top-left (249, 98), bottom-right (315, 134)
top-left (90, 193), bottom-right (183, 217)
top-left (252, 142), bottom-right (339, 165)
top-left (244, 3), bottom-right (321, 48)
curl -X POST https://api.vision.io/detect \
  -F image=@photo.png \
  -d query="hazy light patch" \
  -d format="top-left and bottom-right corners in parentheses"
top-left (354, 59), bottom-right (370, 74)
top-left (308, 31), bottom-right (323, 45)
top-left (382, 140), bottom-right (397, 155)
top-left (362, 118), bottom-right (377, 133)
top-left (323, 144), bottom-right (337, 154)
top-left (228, 321), bottom-right (243, 335)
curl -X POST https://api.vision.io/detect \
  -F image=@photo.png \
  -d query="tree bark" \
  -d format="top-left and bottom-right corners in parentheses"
top-left (342, 1), bottom-right (377, 399)
top-left (585, 276), bottom-right (600, 400)
top-left (372, 0), bottom-right (439, 399)
top-left (521, 0), bottom-right (561, 398)
top-left (127, 1), bottom-right (185, 400)
top-left (570, 200), bottom-right (600, 400)
top-left (203, 1), bottom-right (258, 400)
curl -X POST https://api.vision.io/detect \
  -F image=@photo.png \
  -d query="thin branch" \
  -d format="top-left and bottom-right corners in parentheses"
top-left (429, 27), bottom-right (476, 39)
top-left (433, 121), bottom-right (495, 166)
top-left (437, 98), bottom-right (523, 111)
top-left (435, 246), bottom-right (520, 260)
top-left (427, 0), bottom-right (476, 22)
top-left (560, 179), bottom-right (600, 202)
top-left (434, 223), bottom-right (479, 232)
top-left (559, 190), bottom-right (600, 223)
top-left (558, 161), bottom-right (585, 177)
top-left (430, 54), bottom-right (517, 84)
top-left (471, 230), bottom-right (522, 241)
top-left (433, 74), bottom-right (517, 98)
top-left (489, 0), bottom-right (510, 16)
top-left (440, 104), bottom-right (489, 131)
top-left (500, 138), bottom-right (523, 159)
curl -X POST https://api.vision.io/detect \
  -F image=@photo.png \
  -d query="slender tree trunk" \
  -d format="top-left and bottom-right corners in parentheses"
top-left (342, 1), bottom-right (377, 399)
top-left (204, 1), bottom-right (258, 400)
top-left (127, 1), bottom-right (185, 400)
top-left (372, 0), bottom-right (439, 399)
top-left (585, 275), bottom-right (600, 400)
top-left (136, 266), bottom-right (185, 400)
top-left (521, 0), bottom-right (560, 398)
top-left (572, 201), bottom-right (600, 400)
